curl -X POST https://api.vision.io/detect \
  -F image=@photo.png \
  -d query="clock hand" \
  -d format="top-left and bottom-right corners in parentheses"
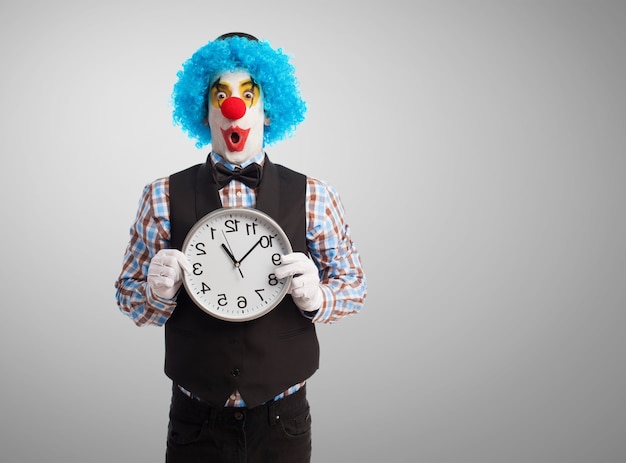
top-left (220, 243), bottom-right (238, 265)
top-left (221, 231), bottom-right (237, 257)
top-left (238, 237), bottom-right (262, 265)
top-left (220, 234), bottom-right (245, 278)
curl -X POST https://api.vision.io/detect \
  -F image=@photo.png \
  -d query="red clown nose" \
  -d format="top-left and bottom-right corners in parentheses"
top-left (220, 97), bottom-right (247, 120)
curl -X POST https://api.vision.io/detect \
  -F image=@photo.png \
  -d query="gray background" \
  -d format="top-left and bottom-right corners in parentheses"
top-left (1, 1), bottom-right (625, 462)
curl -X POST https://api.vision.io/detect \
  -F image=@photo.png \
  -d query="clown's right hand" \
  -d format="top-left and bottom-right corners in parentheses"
top-left (147, 249), bottom-right (192, 300)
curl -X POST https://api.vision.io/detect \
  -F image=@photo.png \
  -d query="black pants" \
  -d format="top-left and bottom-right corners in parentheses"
top-left (166, 385), bottom-right (312, 463)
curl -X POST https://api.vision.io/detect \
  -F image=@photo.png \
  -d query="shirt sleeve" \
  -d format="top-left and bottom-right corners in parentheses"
top-left (114, 178), bottom-right (177, 327)
top-left (305, 178), bottom-right (367, 324)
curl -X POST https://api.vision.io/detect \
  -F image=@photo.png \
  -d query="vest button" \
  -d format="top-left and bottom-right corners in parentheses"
top-left (231, 368), bottom-right (240, 377)
top-left (234, 411), bottom-right (244, 421)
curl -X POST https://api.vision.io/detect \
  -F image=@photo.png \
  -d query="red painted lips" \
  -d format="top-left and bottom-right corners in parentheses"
top-left (221, 126), bottom-right (250, 152)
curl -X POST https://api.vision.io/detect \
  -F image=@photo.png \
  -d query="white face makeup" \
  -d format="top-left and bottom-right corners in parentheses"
top-left (207, 71), bottom-right (268, 165)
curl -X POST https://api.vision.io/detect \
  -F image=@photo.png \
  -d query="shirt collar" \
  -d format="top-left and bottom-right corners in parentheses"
top-left (210, 151), bottom-right (265, 171)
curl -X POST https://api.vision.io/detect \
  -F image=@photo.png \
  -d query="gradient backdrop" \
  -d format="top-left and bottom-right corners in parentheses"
top-left (1, 1), bottom-right (625, 462)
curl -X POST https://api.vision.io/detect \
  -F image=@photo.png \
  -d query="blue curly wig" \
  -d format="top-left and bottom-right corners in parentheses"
top-left (172, 34), bottom-right (307, 149)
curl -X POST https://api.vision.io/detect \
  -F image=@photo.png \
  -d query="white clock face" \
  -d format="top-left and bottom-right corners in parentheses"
top-left (181, 208), bottom-right (293, 322)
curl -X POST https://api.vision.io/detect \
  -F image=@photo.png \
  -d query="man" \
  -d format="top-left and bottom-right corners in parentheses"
top-left (115, 32), bottom-right (366, 463)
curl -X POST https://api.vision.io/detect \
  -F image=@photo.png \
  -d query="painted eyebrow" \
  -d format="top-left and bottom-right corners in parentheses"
top-left (211, 78), bottom-right (230, 91)
top-left (240, 79), bottom-right (258, 91)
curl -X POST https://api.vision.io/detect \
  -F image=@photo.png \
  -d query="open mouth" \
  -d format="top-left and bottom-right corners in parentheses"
top-left (221, 126), bottom-right (250, 152)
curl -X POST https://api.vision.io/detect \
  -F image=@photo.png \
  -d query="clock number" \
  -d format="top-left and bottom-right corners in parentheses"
top-left (201, 282), bottom-right (211, 294)
top-left (237, 296), bottom-right (247, 309)
top-left (194, 242), bottom-right (206, 255)
top-left (217, 294), bottom-right (227, 307)
top-left (193, 263), bottom-right (203, 275)
top-left (254, 289), bottom-right (265, 301)
top-left (271, 253), bottom-right (282, 266)
top-left (246, 222), bottom-right (258, 235)
top-left (259, 235), bottom-right (274, 248)
top-left (224, 219), bottom-right (240, 233)
top-left (268, 273), bottom-right (278, 286)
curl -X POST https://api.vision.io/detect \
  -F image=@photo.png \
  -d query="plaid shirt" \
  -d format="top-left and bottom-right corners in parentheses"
top-left (115, 152), bottom-right (366, 405)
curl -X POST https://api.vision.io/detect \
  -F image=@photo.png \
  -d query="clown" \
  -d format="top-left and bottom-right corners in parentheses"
top-left (206, 70), bottom-right (267, 163)
top-left (115, 33), bottom-right (366, 463)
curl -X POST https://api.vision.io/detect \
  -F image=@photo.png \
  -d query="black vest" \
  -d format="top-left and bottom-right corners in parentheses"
top-left (165, 155), bottom-right (320, 408)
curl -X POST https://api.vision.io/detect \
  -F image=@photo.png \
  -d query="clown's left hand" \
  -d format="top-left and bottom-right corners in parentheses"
top-left (275, 253), bottom-right (323, 313)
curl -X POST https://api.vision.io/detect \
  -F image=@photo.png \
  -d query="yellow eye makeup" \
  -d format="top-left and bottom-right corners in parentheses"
top-left (209, 76), bottom-right (261, 110)
top-left (240, 79), bottom-right (260, 108)
top-left (209, 80), bottom-right (232, 109)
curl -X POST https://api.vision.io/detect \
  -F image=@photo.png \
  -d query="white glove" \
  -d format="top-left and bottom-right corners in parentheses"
top-left (147, 249), bottom-right (192, 300)
top-left (275, 252), bottom-right (323, 313)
